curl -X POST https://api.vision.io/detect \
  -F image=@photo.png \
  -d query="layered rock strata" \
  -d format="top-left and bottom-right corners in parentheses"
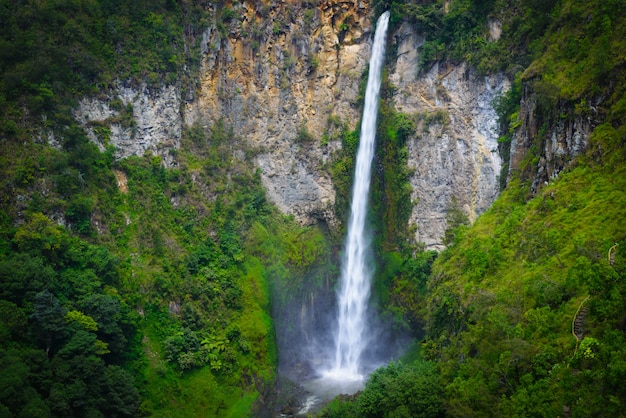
top-left (185, 0), bottom-right (373, 228)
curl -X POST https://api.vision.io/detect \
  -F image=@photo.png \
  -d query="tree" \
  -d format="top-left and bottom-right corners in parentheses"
top-left (30, 291), bottom-right (67, 356)
top-left (102, 365), bottom-right (141, 416)
top-left (80, 294), bottom-right (128, 358)
top-left (357, 361), bottom-right (444, 418)
top-left (0, 300), bottom-right (27, 341)
top-left (13, 213), bottom-right (64, 258)
top-left (0, 253), bottom-right (55, 303)
top-left (443, 197), bottom-right (469, 247)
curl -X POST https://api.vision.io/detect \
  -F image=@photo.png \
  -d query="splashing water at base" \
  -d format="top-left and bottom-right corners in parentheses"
top-left (283, 14), bottom-right (394, 414)
top-left (298, 374), bottom-right (365, 415)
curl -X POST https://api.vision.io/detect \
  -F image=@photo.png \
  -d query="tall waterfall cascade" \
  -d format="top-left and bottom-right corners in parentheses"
top-left (330, 10), bottom-right (390, 379)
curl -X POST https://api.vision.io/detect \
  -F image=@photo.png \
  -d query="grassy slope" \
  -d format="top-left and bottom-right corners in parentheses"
top-left (428, 156), bottom-right (626, 414)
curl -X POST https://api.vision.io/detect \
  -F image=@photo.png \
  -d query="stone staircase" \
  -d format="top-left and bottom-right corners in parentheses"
top-left (572, 306), bottom-right (587, 340)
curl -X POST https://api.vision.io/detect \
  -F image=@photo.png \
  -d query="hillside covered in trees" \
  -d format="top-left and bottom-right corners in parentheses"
top-left (1, 0), bottom-right (625, 417)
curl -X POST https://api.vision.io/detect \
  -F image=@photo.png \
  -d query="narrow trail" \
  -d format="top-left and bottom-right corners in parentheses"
top-left (571, 296), bottom-right (589, 358)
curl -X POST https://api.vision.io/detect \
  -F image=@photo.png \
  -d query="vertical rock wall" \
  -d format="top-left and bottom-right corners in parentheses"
top-left (185, 0), bottom-right (374, 229)
top-left (73, 82), bottom-right (182, 167)
top-left (508, 83), bottom-right (594, 194)
top-left (188, 11), bottom-right (509, 248)
top-left (73, 3), bottom-right (513, 249)
top-left (390, 23), bottom-right (509, 250)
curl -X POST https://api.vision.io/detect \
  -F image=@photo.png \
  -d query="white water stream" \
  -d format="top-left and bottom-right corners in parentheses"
top-left (297, 13), bottom-right (391, 414)
top-left (329, 10), bottom-right (390, 379)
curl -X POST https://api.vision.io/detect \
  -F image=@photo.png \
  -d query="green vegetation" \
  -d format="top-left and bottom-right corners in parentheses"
top-left (2, 0), bottom-right (626, 416)
top-left (0, 216), bottom-right (141, 417)
top-left (372, 103), bottom-right (416, 253)
top-left (0, 0), bottom-right (211, 139)
top-left (0, 93), bottom-right (338, 416)
top-left (379, 0), bottom-right (547, 74)
top-left (320, 0), bottom-right (626, 416)
top-left (380, 0), bottom-right (625, 86)
top-left (422, 144), bottom-right (626, 416)
top-left (321, 360), bottom-right (444, 417)
top-left (329, 124), bottom-right (360, 224)
top-left (324, 1), bottom-right (626, 417)
top-left (0, 1), bottom-right (335, 415)
top-left (106, 122), bottom-right (330, 415)
top-left (0, 111), bottom-right (336, 415)
top-left (369, 100), bottom-right (423, 319)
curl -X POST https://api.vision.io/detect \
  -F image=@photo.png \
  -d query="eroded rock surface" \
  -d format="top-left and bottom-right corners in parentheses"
top-left (74, 82), bottom-right (182, 167)
top-left (185, 0), bottom-right (373, 228)
top-left (508, 83), bottom-right (594, 194)
top-left (74, 4), bottom-right (513, 247)
top-left (390, 23), bottom-right (509, 250)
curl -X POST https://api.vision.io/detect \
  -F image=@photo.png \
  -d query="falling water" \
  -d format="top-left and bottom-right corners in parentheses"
top-left (331, 10), bottom-right (390, 379)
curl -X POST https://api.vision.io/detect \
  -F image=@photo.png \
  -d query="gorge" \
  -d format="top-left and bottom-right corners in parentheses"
top-left (1, 0), bottom-right (625, 417)
top-left (70, 6), bottom-right (509, 410)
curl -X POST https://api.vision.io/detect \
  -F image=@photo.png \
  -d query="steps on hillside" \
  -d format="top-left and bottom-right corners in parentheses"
top-left (573, 307), bottom-right (587, 340)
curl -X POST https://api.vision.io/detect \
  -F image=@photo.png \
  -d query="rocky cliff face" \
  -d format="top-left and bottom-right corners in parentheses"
top-left (508, 83), bottom-right (595, 194)
top-left (73, 82), bottom-right (182, 167)
top-left (390, 24), bottom-right (508, 250)
top-left (73, 2), bottom-right (511, 248)
top-left (184, 0), bottom-right (373, 229)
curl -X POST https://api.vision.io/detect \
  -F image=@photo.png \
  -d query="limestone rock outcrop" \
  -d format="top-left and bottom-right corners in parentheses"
top-left (185, 0), bottom-right (373, 228)
top-left (73, 2), bottom-right (513, 248)
top-left (390, 23), bottom-right (509, 250)
top-left (73, 82), bottom-right (182, 167)
top-left (186, 5), bottom-right (509, 245)
top-left (508, 83), bottom-right (594, 194)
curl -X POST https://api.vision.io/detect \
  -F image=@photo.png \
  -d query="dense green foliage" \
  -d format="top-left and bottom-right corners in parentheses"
top-left (380, 0), bottom-right (558, 74)
top-left (2, 0), bottom-right (626, 416)
top-left (0, 107), bottom-right (337, 415)
top-left (369, 97), bottom-right (432, 323)
top-left (0, 222), bottom-right (141, 417)
top-left (0, 0), bottom-right (346, 412)
top-left (0, 129), bottom-right (133, 415)
top-left (0, 114), bottom-right (274, 415)
top-left (372, 100), bottom-right (415, 254)
top-left (423, 143), bottom-right (626, 416)
top-left (328, 117), bottom-right (360, 226)
top-left (0, 0), bottom-right (210, 138)
top-left (413, 1), bottom-right (626, 404)
top-left (321, 360), bottom-right (444, 417)
top-left (0, 0), bottom-right (337, 415)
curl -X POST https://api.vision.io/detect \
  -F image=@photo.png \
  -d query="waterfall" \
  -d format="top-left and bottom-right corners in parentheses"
top-left (331, 11), bottom-right (390, 378)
